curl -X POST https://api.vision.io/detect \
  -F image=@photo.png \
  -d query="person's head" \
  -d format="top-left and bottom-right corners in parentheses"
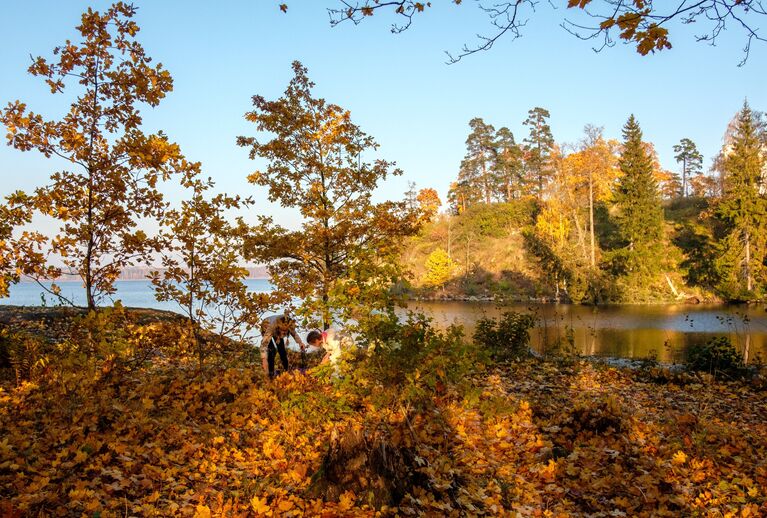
top-left (306, 330), bottom-right (323, 347)
top-left (276, 315), bottom-right (295, 333)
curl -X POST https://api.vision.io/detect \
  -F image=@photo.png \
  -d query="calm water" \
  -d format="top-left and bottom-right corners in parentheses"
top-left (3, 281), bottom-right (767, 363)
top-left (409, 301), bottom-right (767, 363)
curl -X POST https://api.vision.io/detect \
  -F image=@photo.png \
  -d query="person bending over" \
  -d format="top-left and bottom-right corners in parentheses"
top-left (260, 314), bottom-right (305, 377)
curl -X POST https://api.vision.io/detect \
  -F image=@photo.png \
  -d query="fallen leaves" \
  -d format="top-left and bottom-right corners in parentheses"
top-left (1, 334), bottom-right (766, 516)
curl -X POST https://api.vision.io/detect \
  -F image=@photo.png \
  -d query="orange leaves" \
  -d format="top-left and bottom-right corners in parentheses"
top-left (2, 316), bottom-right (767, 518)
top-left (671, 450), bottom-right (688, 465)
top-left (251, 495), bottom-right (271, 514)
top-left (279, 4), bottom-right (288, 13)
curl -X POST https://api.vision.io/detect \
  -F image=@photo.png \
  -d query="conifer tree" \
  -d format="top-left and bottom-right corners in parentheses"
top-left (493, 127), bottom-right (524, 201)
top-left (459, 118), bottom-right (497, 205)
top-left (714, 101), bottom-right (767, 297)
top-left (523, 107), bottom-right (555, 199)
top-left (673, 138), bottom-right (703, 197)
top-left (614, 115), bottom-right (664, 274)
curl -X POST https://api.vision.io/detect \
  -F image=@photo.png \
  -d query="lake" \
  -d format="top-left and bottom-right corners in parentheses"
top-left (3, 281), bottom-right (766, 363)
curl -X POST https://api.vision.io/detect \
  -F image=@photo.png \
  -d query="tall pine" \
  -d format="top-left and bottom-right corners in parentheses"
top-left (523, 107), bottom-right (555, 199)
top-left (714, 101), bottom-right (767, 298)
top-left (459, 118), bottom-right (497, 205)
top-left (614, 115), bottom-right (664, 274)
top-left (493, 127), bottom-right (524, 201)
top-left (673, 138), bottom-right (703, 197)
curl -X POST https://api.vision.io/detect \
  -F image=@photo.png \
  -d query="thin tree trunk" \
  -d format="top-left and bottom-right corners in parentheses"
top-left (745, 230), bottom-right (752, 292)
top-left (589, 171), bottom-right (595, 267)
top-left (571, 209), bottom-right (587, 261)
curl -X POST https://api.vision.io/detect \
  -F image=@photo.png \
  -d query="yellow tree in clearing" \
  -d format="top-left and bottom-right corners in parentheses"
top-left (423, 248), bottom-right (455, 293)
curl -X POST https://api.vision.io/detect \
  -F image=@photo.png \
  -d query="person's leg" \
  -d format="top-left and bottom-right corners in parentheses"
top-left (267, 342), bottom-right (276, 378)
top-left (277, 339), bottom-right (289, 372)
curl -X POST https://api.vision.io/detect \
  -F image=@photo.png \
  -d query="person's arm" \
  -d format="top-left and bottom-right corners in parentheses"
top-left (289, 327), bottom-right (306, 351)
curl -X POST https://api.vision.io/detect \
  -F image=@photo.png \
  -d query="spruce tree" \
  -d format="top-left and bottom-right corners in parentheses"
top-left (614, 115), bottom-right (664, 274)
top-left (714, 101), bottom-right (767, 298)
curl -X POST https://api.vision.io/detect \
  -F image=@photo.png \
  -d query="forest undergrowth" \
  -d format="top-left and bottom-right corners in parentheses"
top-left (1, 309), bottom-right (766, 517)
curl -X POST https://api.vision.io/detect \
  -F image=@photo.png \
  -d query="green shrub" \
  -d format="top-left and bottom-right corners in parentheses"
top-left (349, 313), bottom-right (478, 409)
top-left (460, 200), bottom-right (538, 238)
top-left (473, 311), bottom-right (537, 361)
top-left (686, 337), bottom-right (744, 378)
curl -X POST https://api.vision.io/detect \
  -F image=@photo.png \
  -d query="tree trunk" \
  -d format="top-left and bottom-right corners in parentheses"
top-left (589, 171), bottom-right (595, 267)
top-left (745, 229), bottom-right (752, 292)
top-left (85, 170), bottom-right (95, 311)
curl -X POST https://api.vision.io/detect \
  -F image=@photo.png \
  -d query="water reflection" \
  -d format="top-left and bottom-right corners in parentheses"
top-left (405, 301), bottom-right (767, 364)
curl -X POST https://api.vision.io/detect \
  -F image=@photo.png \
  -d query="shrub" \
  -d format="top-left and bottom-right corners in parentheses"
top-left (351, 312), bottom-right (477, 409)
top-left (473, 311), bottom-right (537, 361)
top-left (686, 337), bottom-right (744, 378)
top-left (459, 200), bottom-right (538, 238)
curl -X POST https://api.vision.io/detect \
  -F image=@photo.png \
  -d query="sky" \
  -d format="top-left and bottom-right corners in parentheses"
top-left (1, 1), bottom-right (765, 229)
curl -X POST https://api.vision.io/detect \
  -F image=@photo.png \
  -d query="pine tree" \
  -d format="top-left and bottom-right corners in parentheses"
top-left (714, 101), bottom-right (767, 298)
top-left (614, 115), bottom-right (664, 274)
top-left (459, 118), bottom-right (497, 205)
top-left (673, 138), bottom-right (703, 197)
top-left (523, 107), bottom-right (555, 199)
top-left (493, 127), bottom-right (524, 201)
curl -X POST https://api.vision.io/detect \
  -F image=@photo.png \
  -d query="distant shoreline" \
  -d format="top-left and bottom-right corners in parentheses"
top-left (16, 277), bottom-right (271, 282)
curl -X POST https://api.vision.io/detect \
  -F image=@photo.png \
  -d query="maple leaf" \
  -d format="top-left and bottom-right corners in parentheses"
top-left (672, 450), bottom-right (687, 465)
top-left (251, 496), bottom-right (271, 515)
top-left (279, 4), bottom-right (287, 13)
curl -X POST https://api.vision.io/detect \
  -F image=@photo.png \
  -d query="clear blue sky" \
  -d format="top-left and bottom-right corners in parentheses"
top-left (1, 1), bottom-right (765, 227)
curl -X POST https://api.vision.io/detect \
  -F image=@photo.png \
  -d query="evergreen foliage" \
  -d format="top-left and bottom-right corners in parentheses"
top-left (613, 115), bottom-right (664, 276)
top-left (714, 101), bottom-right (767, 299)
top-left (458, 118), bottom-right (497, 205)
top-left (673, 138), bottom-right (703, 197)
top-left (523, 107), bottom-right (555, 198)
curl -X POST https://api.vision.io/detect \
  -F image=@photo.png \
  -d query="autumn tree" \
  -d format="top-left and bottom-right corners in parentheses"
top-left (572, 125), bottom-right (620, 267)
top-left (613, 115), bottom-right (664, 275)
top-left (447, 181), bottom-right (471, 214)
top-left (422, 248), bottom-right (455, 292)
top-left (689, 171), bottom-right (719, 198)
top-left (656, 169), bottom-right (683, 199)
top-left (523, 107), bottom-right (555, 200)
top-left (1, 3), bottom-right (193, 309)
top-left (238, 61), bottom-right (417, 330)
top-left (714, 101), bottom-right (767, 298)
top-left (674, 138), bottom-right (704, 197)
top-left (459, 118), bottom-right (497, 205)
top-left (416, 188), bottom-right (442, 221)
top-left (0, 195), bottom-right (32, 298)
top-left (150, 174), bottom-right (271, 366)
top-left (324, 1), bottom-right (766, 65)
